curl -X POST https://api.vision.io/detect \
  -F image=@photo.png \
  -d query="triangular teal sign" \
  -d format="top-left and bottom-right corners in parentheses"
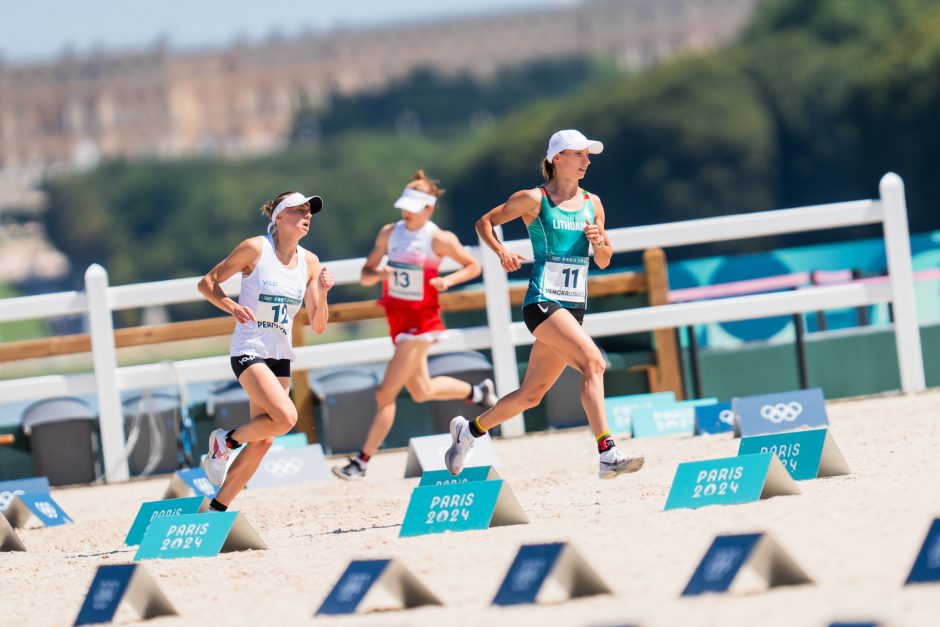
top-left (418, 466), bottom-right (498, 487)
top-left (603, 392), bottom-right (675, 434)
top-left (134, 512), bottom-right (267, 560)
top-left (631, 405), bottom-right (697, 438)
top-left (124, 497), bottom-right (208, 546)
top-left (665, 453), bottom-right (800, 510)
top-left (737, 428), bottom-right (850, 481)
top-left (400, 479), bottom-right (527, 537)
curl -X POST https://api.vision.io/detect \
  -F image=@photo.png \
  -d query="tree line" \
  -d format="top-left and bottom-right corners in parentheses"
top-left (39, 0), bottom-right (940, 315)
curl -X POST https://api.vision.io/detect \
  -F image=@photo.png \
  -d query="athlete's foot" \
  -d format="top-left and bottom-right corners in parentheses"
top-left (332, 458), bottom-right (367, 480)
top-left (203, 428), bottom-right (233, 486)
top-left (478, 378), bottom-right (497, 409)
top-left (444, 416), bottom-right (475, 476)
top-left (599, 447), bottom-right (644, 480)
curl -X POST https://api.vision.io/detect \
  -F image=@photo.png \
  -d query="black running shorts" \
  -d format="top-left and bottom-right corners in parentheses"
top-left (522, 302), bottom-right (586, 334)
top-left (230, 355), bottom-right (291, 379)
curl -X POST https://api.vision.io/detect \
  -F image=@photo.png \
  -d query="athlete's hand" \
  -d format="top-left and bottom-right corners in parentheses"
top-left (319, 267), bottom-right (335, 292)
top-left (429, 277), bottom-right (450, 292)
top-left (584, 221), bottom-right (604, 246)
top-left (231, 305), bottom-right (256, 324)
top-left (497, 249), bottom-right (527, 272)
top-left (377, 265), bottom-right (394, 281)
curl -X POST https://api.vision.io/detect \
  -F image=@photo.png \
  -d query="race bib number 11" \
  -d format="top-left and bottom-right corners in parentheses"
top-left (541, 255), bottom-right (588, 304)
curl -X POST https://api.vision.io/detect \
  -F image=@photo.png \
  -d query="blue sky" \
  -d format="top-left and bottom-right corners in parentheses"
top-left (1, 0), bottom-right (575, 63)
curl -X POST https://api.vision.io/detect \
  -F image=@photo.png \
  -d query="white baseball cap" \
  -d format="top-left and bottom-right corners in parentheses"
top-left (393, 187), bottom-right (438, 213)
top-left (546, 129), bottom-right (604, 162)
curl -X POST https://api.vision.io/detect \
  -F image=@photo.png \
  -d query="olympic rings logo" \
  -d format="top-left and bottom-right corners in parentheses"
top-left (718, 410), bottom-right (736, 426)
top-left (704, 547), bottom-right (742, 582)
top-left (35, 501), bottom-right (58, 519)
top-left (0, 489), bottom-right (23, 511)
top-left (336, 573), bottom-right (372, 602)
top-left (510, 558), bottom-right (546, 591)
top-left (263, 457), bottom-right (304, 477)
top-left (760, 402), bottom-right (803, 424)
top-left (191, 478), bottom-right (216, 496)
top-left (927, 537), bottom-right (940, 570)
top-left (92, 580), bottom-right (121, 611)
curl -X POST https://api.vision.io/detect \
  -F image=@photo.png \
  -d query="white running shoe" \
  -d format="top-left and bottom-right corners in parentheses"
top-left (203, 428), bottom-right (233, 486)
top-left (599, 447), bottom-right (645, 480)
top-left (478, 378), bottom-right (497, 409)
top-left (444, 416), bottom-right (476, 476)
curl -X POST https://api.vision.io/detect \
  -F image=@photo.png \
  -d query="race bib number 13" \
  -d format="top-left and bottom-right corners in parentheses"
top-left (388, 261), bottom-right (424, 301)
top-left (541, 255), bottom-right (588, 304)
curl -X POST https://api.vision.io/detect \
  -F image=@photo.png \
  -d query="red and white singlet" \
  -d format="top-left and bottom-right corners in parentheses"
top-left (378, 220), bottom-right (448, 344)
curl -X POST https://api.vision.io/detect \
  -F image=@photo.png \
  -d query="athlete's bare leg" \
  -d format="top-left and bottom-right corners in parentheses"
top-left (361, 340), bottom-right (442, 456)
top-left (213, 376), bottom-right (290, 506)
top-left (526, 309), bottom-right (610, 439)
top-left (227, 364), bottom-right (298, 443)
top-left (477, 309), bottom-right (609, 438)
top-left (476, 338), bottom-right (567, 430)
top-left (404, 353), bottom-right (473, 403)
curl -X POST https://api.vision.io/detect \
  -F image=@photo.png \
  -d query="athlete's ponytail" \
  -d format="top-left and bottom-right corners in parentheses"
top-left (260, 191), bottom-right (297, 236)
top-left (408, 170), bottom-right (445, 198)
top-left (540, 159), bottom-right (555, 183)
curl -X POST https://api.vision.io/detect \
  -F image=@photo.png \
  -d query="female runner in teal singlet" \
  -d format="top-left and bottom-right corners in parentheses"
top-left (444, 130), bottom-right (645, 480)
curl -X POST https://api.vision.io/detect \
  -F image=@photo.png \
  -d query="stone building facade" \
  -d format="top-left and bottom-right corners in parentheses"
top-left (0, 0), bottom-right (758, 177)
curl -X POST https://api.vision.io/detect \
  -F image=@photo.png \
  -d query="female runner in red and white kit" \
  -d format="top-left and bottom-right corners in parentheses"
top-left (198, 190), bottom-right (334, 511)
top-left (332, 171), bottom-right (495, 480)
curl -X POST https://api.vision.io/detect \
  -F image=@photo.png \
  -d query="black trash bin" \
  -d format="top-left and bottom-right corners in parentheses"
top-left (312, 369), bottom-right (380, 455)
top-left (207, 381), bottom-right (252, 431)
top-left (426, 351), bottom-right (494, 434)
top-left (21, 397), bottom-right (99, 486)
top-left (121, 393), bottom-right (182, 476)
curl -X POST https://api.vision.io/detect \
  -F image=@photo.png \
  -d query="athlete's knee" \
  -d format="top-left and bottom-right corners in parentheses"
top-left (516, 385), bottom-right (548, 409)
top-left (582, 353), bottom-right (606, 379)
top-left (410, 390), bottom-right (431, 403)
top-left (406, 383), bottom-right (432, 403)
top-left (375, 386), bottom-right (398, 406)
top-left (270, 404), bottom-right (297, 432)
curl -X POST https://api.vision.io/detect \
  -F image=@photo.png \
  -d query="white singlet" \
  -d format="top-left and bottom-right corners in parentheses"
top-left (229, 235), bottom-right (308, 361)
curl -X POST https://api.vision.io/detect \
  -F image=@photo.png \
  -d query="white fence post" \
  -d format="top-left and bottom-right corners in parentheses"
top-left (479, 227), bottom-right (525, 436)
top-left (879, 172), bottom-right (926, 394)
top-left (85, 264), bottom-right (129, 481)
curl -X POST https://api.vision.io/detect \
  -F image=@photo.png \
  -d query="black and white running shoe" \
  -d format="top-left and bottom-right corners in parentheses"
top-left (332, 457), bottom-right (367, 480)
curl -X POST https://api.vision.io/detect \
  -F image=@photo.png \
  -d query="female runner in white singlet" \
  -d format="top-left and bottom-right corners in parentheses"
top-left (198, 190), bottom-right (334, 510)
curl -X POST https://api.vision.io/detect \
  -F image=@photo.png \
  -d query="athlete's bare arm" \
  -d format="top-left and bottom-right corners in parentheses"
top-left (585, 194), bottom-right (613, 269)
top-left (475, 188), bottom-right (541, 272)
top-left (360, 224), bottom-right (394, 287)
top-left (430, 230), bottom-right (481, 291)
top-left (305, 251), bottom-right (334, 334)
top-left (198, 237), bottom-right (263, 324)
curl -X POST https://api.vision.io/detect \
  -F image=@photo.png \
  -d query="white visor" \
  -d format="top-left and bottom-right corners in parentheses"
top-left (270, 192), bottom-right (322, 225)
top-left (394, 188), bottom-right (437, 214)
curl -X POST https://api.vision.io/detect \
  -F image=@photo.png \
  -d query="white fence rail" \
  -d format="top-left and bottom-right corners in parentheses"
top-left (0, 173), bottom-right (926, 481)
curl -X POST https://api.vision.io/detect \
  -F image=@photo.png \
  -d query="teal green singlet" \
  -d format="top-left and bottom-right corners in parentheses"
top-left (523, 187), bottom-right (595, 309)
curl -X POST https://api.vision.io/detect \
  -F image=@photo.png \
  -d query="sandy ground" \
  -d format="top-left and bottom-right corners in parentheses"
top-left (4, 390), bottom-right (940, 627)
